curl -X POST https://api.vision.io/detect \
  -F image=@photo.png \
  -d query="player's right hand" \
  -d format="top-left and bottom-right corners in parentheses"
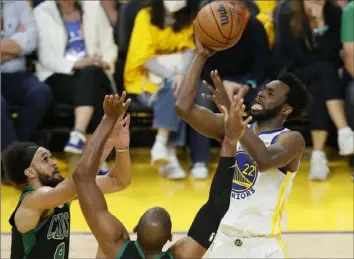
top-left (194, 33), bottom-right (216, 58)
top-left (202, 70), bottom-right (231, 111)
top-left (219, 95), bottom-right (252, 143)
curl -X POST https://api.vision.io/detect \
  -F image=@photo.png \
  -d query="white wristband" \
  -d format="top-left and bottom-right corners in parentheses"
top-left (115, 147), bottom-right (129, 153)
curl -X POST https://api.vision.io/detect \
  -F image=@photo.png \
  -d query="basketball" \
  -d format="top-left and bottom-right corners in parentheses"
top-left (194, 1), bottom-right (250, 51)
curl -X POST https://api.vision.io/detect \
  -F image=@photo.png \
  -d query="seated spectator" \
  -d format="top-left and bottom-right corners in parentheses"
top-left (124, 0), bottom-right (198, 179)
top-left (1, 0), bottom-right (52, 152)
top-left (276, 0), bottom-right (354, 181)
top-left (201, 9), bottom-right (269, 101)
top-left (192, 3), bottom-right (269, 179)
top-left (341, 0), bottom-right (354, 179)
top-left (33, 0), bottom-right (117, 158)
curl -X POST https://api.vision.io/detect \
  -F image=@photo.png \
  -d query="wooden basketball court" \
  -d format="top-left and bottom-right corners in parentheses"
top-left (1, 149), bottom-right (353, 258)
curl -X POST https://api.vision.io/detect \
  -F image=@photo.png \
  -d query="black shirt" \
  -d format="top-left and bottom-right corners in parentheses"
top-left (201, 15), bottom-right (270, 89)
top-left (276, 1), bottom-right (342, 71)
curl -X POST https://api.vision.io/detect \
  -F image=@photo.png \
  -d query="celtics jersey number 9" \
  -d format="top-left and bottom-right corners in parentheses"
top-left (10, 186), bottom-right (71, 259)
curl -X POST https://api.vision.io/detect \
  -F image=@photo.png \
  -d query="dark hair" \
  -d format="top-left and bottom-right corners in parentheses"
top-left (290, 0), bottom-right (335, 38)
top-left (146, 0), bottom-right (199, 32)
top-left (278, 72), bottom-right (312, 119)
top-left (56, 0), bottom-right (83, 22)
top-left (1, 142), bottom-right (37, 185)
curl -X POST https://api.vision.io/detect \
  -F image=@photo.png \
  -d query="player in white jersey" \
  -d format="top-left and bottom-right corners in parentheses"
top-left (207, 124), bottom-right (296, 258)
top-left (175, 36), bottom-right (312, 258)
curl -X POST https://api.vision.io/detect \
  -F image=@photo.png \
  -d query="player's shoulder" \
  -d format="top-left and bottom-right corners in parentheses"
top-left (277, 130), bottom-right (305, 145)
top-left (20, 186), bottom-right (54, 206)
top-left (27, 186), bottom-right (54, 196)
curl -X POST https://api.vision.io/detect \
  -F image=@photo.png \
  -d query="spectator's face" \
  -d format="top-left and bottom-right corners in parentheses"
top-left (303, 0), bottom-right (326, 9)
top-left (163, 0), bottom-right (186, 13)
top-left (250, 81), bottom-right (290, 122)
top-left (29, 147), bottom-right (64, 188)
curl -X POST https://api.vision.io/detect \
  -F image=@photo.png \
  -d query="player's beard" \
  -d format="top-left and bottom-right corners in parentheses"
top-left (38, 173), bottom-right (65, 188)
top-left (251, 104), bottom-right (283, 124)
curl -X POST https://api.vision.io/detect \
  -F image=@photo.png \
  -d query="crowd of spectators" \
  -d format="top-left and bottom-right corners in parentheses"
top-left (1, 0), bottom-right (353, 182)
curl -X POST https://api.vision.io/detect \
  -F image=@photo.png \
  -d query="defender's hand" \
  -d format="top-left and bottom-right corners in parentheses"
top-left (202, 70), bottom-right (231, 111)
top-left (116, 91), bottom-right (131, 117)
top-left (219, 95), bottom-right (252, 143)
top-left (223, 80), bottom-right (250, 99)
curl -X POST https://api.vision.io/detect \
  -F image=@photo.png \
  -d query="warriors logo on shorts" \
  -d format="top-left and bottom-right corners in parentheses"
top-left (231, 151), bottom-right (258, 200)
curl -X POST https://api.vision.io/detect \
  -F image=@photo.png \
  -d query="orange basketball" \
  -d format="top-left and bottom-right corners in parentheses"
top-left (194, 1), bottom-right (250, 51)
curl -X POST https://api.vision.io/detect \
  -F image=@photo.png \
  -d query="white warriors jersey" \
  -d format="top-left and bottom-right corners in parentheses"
top-left (219, 124), bottom-right (297, 237)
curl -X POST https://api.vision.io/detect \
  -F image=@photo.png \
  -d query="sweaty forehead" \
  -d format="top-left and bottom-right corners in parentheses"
top-left (266, 80), bottom-right (289, 95)
top-left (34, 147), bottom-right (51, 160)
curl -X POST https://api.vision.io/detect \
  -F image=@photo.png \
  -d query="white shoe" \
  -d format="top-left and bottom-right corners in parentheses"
top-left (338, 128), bottom-right (354, 156)
top-left (159, 153), bottom-right (186, 180)
top-left (191, 162), bottom-right (209, 179)
top-left (151, 141), bottom-right (169, 166)
top-left (164, 164), bottom-right (187, 180)
top-left (309, 151), bottom-right (330, 181)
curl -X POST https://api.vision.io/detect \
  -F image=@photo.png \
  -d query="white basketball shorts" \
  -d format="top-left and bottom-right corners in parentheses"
top-left (206, 231), bottom-right (287, 258)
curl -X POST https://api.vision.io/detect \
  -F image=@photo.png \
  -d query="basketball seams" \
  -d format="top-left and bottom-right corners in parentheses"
top-left (195, 1), bottom-right (246, 50)
top-left (228, 9), bottom-right (245, 41)
top-left (225, 3), bottom-right (234, 48)
top-left (196, 15), bottom-right (226, 44)
top-left (209, 3), bottom-right (229, 40)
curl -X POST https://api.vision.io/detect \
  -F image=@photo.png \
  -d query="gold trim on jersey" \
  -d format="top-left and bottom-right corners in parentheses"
top-left (269, 171), bottom-right (292, 258)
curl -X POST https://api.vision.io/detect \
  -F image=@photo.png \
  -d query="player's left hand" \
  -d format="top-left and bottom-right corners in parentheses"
top-left (201, 70), bottom-right (231, 111)
top-left (220, 94), bottom-right (252, 142)
top-left (108, 114), bottom-right (130, 150)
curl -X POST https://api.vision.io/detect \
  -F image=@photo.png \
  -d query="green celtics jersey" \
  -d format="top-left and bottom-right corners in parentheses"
top-left (116, 241), bottom-right (174, 259)
top-left (9, 186), bottom-right (71, 259)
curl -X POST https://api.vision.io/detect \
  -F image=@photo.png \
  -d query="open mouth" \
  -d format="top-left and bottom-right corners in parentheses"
top-left (251, 98), bottom-right (264, 112)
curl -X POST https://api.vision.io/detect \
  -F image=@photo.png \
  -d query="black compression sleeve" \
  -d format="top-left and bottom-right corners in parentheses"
top-left (187, 157), bottom-right (235, 249)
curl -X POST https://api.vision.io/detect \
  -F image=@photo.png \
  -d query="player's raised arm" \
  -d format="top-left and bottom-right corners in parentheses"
top-left (171, 96), bottom-right (252, 259)
top-left (95, 116), bottom-right (131, 193)
top-left (95, 93), bottom-right (132, 194)
top-left (19, 105), bottom-right (133, 213)
top-left (72, 95), bottom-right (130, 258)
top-left (175, 36), bottom-right (225, 142)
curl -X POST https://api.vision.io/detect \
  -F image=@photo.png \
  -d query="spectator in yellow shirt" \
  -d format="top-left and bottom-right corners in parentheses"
top-left (255, 0), bottom-right (277, 47)
top-left (255, 0), bottom-right (277, 15)
top-left (124, 0), bottom-right (198, 179)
